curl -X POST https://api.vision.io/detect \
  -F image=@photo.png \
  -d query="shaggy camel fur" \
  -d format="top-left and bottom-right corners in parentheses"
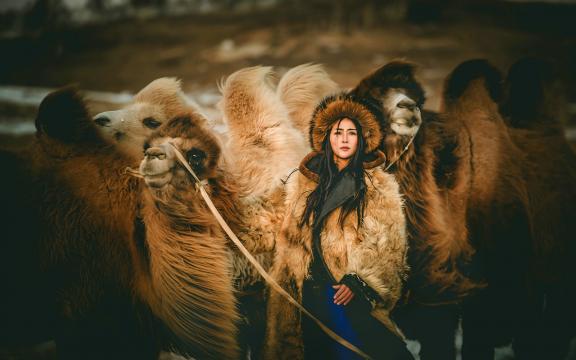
top-left (348, 61), bottom-right (487, 359)
top-left (217, 66), bottom-right (314, 277)
top-left (84, 65), bottom-right (335, 358)
top-left (351, 58), bottom-right (575, 359)
top-left (134, 65), bottom-right (323, 358)
top-left (451, 59), bottom-right (576, 360)
top-left (219, 65), bottom-right (310, 200)
top-left (138, 115), bottom-right (241, 359)
top-left (351, 61), bottom-right (480, 301)
top-left (0, 88), bottom-right (240, 359)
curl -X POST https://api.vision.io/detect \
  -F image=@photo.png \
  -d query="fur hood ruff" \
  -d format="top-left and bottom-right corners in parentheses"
top-left (309, 93), bottom-right (385, 154)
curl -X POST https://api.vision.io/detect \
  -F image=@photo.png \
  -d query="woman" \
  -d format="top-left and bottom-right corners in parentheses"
top-left (264, 93), bottom-right (413, 360)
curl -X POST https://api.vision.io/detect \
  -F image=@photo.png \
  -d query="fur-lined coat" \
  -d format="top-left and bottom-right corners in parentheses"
top-left (264, 93), bottom-right (409, 359)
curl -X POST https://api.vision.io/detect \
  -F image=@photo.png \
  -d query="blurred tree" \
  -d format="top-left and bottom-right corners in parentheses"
top-left (23, 0), bottom-right (67, 32)
top-left (290, 0), bottom-right (410, 32)
top-left (131, 0), bottom-right (166, 7)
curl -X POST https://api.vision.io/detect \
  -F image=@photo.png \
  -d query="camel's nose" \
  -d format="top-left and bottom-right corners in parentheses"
top-left (94, 116), bottom-right (111, 126)
top-left (145, 147), bottom-right (167, 160)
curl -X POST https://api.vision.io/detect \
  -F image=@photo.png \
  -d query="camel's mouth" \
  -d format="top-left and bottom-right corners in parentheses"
top-left (143, 171), bottom-right (172, 188)
top-left (383, 90), bottom-right (422, 138)
top-left (391, 119), bottom-right (420, 137)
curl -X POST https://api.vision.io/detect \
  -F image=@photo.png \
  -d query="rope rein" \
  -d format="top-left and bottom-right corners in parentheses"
top-left (130, 122), bottom-right (420, 358)
top-left (167, 142), bottom-right (372, 360)
top-left (383, 125), bottom-right (420, 172)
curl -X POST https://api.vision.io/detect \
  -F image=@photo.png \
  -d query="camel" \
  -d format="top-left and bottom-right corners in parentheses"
top-left (1, 63), bottom-right (334, 359)
top-left (454, 59), bottom-right (576, 360)
top-left (0, 87), bottom-right (240, 359)
top-left (348, 60), bottom-right (483, 359)
top-left (92, 77), bottom-right (207, 160)
top-left (500, 57), bottom-right (570, 131)
top-left (349, 59), bottom-right (576, 359)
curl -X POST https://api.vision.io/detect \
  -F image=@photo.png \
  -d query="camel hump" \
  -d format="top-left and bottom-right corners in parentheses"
top-left (443, 59), bottom-right (502, 111)
top-left (277, 63), bottom-right (339, 136)
top-left (277, 63), bottom-right (337, 105)
top-left (350, 59), bottom-right (426, 107)
top-left (35, 86), bottom-right (99, 144)
top-left (219, 65), bottom-right (280, 131)
top-left (500, 57), bottom-right (566, 129)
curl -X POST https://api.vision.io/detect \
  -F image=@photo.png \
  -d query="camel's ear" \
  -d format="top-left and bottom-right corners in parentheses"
top-left (500, 57), bottom-right (565, 129)
top-left (442, 59), bottom-right (502, 111)
top-left (35, 86), bottom-right (100, 144)
top-left (350, 60), bottom-right (426, 107)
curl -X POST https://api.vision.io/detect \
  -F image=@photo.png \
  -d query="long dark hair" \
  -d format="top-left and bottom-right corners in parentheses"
top-left (299, 117), bottom-right (368, 232)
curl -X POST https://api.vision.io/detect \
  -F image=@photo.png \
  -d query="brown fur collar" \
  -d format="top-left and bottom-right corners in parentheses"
top-left (309, 93), bottom-right (384, 153)
top-left (298, 150), bottom-right (386, 182)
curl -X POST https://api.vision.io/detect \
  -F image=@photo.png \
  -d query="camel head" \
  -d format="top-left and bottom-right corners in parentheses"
top-left (350, 60), bottom-right (425, 139)
top-left (139, 115), bottom-right (221, 191)
top-left (381, 88), bottom-right (422, 137)
top-left (34, 86), bottom-right (112, 159)
top-left (93, 78), bottom-right (204, 161)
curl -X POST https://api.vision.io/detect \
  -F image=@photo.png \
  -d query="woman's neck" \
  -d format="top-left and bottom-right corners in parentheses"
top-left (333, 156), bottom-right (350, 171)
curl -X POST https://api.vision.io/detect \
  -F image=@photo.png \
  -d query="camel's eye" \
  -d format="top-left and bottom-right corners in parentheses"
top-left (143, 117), bottom-right (161, 129)
top-left (186, 148), bottom-right (207, 170)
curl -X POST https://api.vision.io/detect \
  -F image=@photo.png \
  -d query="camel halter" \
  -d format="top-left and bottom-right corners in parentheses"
top-left (383, 125), bottom-right (420, 172)
top-left (164, 142), bottom-right (372, 359)
top-left (382, 93), bottom-right (421, 171)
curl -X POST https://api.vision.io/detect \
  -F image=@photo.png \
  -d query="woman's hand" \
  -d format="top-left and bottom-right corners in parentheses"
top-left (332, 284), bottom-right (355, 305)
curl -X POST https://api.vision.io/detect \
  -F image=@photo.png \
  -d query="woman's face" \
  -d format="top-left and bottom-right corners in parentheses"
top-left (329, 118), bottom-right (358, 168)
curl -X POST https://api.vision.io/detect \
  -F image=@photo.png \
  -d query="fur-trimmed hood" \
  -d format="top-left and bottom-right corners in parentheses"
top-left (309, 93), bottom-right (385, 153)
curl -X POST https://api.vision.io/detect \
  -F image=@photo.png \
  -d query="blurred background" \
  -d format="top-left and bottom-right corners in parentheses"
top-left (0, 0), bottom-right (575, 150)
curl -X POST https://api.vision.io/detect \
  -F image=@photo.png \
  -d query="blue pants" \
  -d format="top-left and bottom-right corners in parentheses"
top-left (302, 280), bottom-right (413, 360)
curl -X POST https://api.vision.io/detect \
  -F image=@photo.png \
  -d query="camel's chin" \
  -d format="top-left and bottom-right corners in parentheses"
top-left (143, 172), bottom-right (173, 188)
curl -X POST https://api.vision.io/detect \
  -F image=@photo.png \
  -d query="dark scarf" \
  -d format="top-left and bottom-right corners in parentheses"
top-left (304, 154), bottom-right (365, 283)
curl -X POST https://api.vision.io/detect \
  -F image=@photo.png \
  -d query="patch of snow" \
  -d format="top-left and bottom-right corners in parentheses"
top-left (406, 339), bottom-right (421, 359)
top-left (0, 85), bottom-right (224, 135)
top-left (0, 118), bottom-right (35, 135)
top-left (189, 89), bottom-right (221, 108)
top-left (456, 318), bottom-right (463, 360)
top-left (206, 39), bottom-right (270, 63)
top-left (565, 127), bottom-right (576, 141)
top-left (0, 85), bottom-right (133, 106)
top-left (495, 343), bottom-right (515, 360)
